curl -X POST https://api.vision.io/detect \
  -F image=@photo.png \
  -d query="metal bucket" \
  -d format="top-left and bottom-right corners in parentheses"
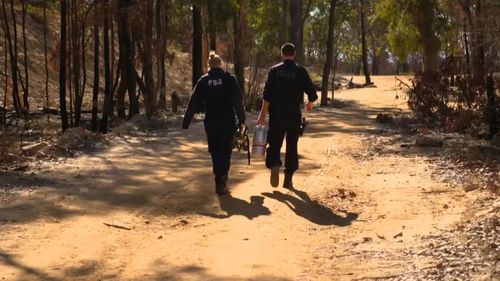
top-left (252, 125), bottom-right (267, 157)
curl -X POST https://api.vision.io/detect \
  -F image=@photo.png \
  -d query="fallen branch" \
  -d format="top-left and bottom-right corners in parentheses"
top-left (103, 222), bottom-right (131, 231)
top-left (395, 77), bottom-right (411, 90)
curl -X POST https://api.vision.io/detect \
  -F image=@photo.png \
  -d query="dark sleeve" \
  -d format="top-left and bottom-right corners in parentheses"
top-left (230, 75), bottom-right (246, 125)
top-left (182, 80), bottom-right (204, 129)
top-left (303, 68), bottom-right (318, 102)
top-left (262, 68), bottom-right (274, 102)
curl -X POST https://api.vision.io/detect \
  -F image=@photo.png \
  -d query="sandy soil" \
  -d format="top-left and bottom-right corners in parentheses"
top-left (0, 76), bottom-right (486, 280)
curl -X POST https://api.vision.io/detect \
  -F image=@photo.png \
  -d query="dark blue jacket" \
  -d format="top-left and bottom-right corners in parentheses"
top-left (263, 59), bottom-right (318, 124)
top-left (182, 68), bottom-right (246, 129)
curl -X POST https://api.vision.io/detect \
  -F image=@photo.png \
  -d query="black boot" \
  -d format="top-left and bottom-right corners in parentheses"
top-left (283, 172), bottom-right (294, 189)
top-left (270, 166), bottom-right (280, 188)
top-left (215, 175), bottom-right (229, 195)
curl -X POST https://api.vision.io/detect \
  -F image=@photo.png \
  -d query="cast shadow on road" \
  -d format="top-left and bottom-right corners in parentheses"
top-left (199, 194), bottom-right (271, 220)
top-left (0, 250), bottom-right (59, 281)
top-left (262, 188), bottom-right (358, 226)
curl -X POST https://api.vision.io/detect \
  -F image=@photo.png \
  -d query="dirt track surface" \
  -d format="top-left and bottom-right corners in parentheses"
top-left (0, 76), bottom-right (489, 280)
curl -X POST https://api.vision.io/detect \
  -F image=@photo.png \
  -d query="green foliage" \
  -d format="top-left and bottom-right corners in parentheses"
top-left (304, 0), bottom-right (330, 60)
top-left (375, 0), bottom-right (419, 62)
top-left (247, 0), bottom-right (284, 60)
top-left (168, 1), bottom-right (193, 51)
top-left (209, 0), bottom-right (237, 32)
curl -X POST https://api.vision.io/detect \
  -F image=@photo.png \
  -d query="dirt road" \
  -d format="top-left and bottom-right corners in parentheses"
top-left (0, 76), bottom-right (481, 280)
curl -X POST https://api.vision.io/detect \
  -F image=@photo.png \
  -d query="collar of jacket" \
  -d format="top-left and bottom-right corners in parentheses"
top-left (208, 67), bottom-right (224, 75)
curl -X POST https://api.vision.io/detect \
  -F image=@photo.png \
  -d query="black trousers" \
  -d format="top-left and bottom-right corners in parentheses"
top-left (204, 120), bottom-right (236, 178)
top-left (265, 120), bottom-right (300, 174)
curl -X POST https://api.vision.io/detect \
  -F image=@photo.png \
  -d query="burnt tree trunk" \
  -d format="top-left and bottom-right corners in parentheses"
top-left (233, 0), bottom-right (246, 97)
top-left (139, 0), bottom-right (156, 117)
top-left (2, 21), bottom-right (7, 122)
top-left (463, 14), bottom-right (471, 74)
top-left (72, 1), bottom-right (82, 126)
top-left (2, 0), bottom-right (22, 115)
top-left (290, 0), bottom-right (304, 64)
top-left (80, 23), bottom-right (87, 117)
top-left (321, 0), bottom-right (336, 106)
top-left (59, 0), bottom-right (69, 131)
top-left (472, 0), bottom-right (485, 84)
top-left (280, 0), bottom-right (289, 44)
top-left (485, 74), bottom-right (498, 137)
top-left (21, 0), bottom-right (28, 111)
top-left (100, 1), bottom-right (112, 133)
top-left (43, 4), bottom-right (49, 110)
top-left (192, 4), bottom-right (202, 89)
top-left (91, 15), bottom-right (99, 132)
top-left (207, 0), bottom-right (216, 51)
top-left (416, 0), bottom-right (439, 74)
top-left (156, 0), bottom-right (168, 110)
top-left (10, 0), bottom-right (25, 111)
top-left (117, 0), bottom-right (138, 118)
top-left (360, 0), bottom-right (371, 84)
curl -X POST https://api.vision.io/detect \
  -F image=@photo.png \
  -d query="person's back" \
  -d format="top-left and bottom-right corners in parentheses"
top-left (200, 68), bottom-right (240, 125)
top-left (182, 68), bottom-right (245, 130)
top-left (182, 53), bottom-right (245, 195)
top-left (257, 43), bottom-right (318, 189)
top-left (265, 60), bottom-right (314, 124)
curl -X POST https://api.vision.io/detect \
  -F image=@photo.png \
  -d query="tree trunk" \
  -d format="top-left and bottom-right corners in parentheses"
top-left (43, 4), bottom-right (49, 110)
top-left (280, 0), bottom-right (289, 44)
top-left (207, 0), bottom-right (216, 51)
top-left (233, 0), bottom-right (246, 97)
top-left (72, 1), bottom-right (82, 127)
top-left (290, 0), bottom-right (304, 64)
top-left (371, 55), bottom-right (379, 75)
top-left (10, 0), bottom-right (24, 112)
top-left (2, 0), bottom-right (22, 115)
top-left (59, 0), bottom-right (69, 131)
top-left (416, 0), bottom-right (439, 74)
top-left (463, 15), bottom-right (471, 74)
top-left (110, 16), bottom-right (116, 90)
top-left (472, 0), bottom-right (485, 84)
top-left (156, 0), bottom-right (168, 110)
top-left (116, 0), bottom-right (128, 119)
top-left (192, 4), bottom-right (202, 89)
top-left (21, 0), bottom-right (29, 111)
top-left (80, 23), bottom-right (87, 115)
top-left (321, 0), bottom-right (336, 106)
top-left (360, 0), bottom-right (371, 84)
top-left (91, 16), bottom-right (99, 132)
top-left (117, 0), bottom-right (138, 118)
top-left (100, 1), bottom-right (112, 133)
top-left (3, 22), bottom-right (8, 122)
top-left (139, 0), bottom-right (156, 117)
top-left (486, 74), bottom-right (498, 137)
top-left (332, 51), bottom-right (338, 101)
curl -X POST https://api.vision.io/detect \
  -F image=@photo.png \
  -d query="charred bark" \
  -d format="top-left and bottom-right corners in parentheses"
top-left (100, 1), bottom-right (112, 133)
top-left (360, 0), bottom-right (371, 84)
top-left (321, 0), bottom-right (336, 106)
top-left (59, 0), bottom-right (69, 131)
top-left (192, 4), bottom-right (202, 89)
top-left (233, 0), bottom-right (246, 97)
top-left (91, 16), bottom-right (99, 132)
top-left (21, 0), bottom-right (28, 111)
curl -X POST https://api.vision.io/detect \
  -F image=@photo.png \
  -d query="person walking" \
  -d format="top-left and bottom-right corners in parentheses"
top-left (256, 43), bottom-right (318, 189)
top-left (182, 53), bottom-right (246, 195)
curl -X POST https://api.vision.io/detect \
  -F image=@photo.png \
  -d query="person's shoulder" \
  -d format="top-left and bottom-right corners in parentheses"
top-left (270, 62), bottom-right (285, 71)
top-left (198, 73), bottom-right (209, 82)
top-left (224, 71), bottom-right (236, 79)
top-left (294, 62), bottom-right (306, 70)
top-left (296, 64), bottom-right (311, 75)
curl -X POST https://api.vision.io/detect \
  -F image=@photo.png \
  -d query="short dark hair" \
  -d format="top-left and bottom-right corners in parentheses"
top-left (281, 43), bottom-right (296, 56)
